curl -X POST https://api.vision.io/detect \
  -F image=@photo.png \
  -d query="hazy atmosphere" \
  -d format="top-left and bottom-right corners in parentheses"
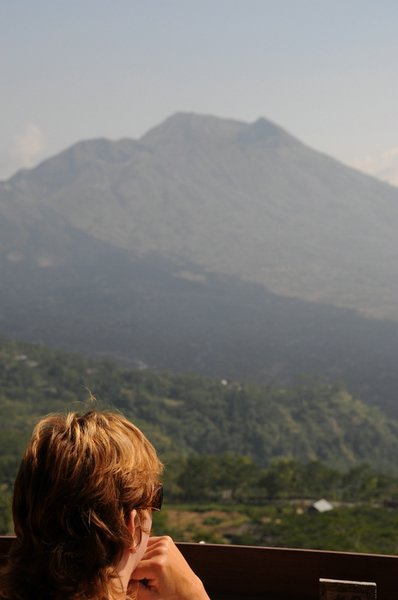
top-left (3, 0), bottom-right (398, 558)
top-left (2, 0), bottom-right (398, 182)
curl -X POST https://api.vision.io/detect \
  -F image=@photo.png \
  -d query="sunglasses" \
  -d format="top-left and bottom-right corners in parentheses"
top-left (135, 484), bottom-right (163, 512)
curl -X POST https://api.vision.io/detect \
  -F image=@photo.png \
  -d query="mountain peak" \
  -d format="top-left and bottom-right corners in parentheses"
top-left (141, 112), bottom-right (297, 150)
top-left (153, 111), bottom-right (242, 129)
top-left (239, 117), bottom-right (297, 146)
top-left (140, 112), bottom-right (244, 146)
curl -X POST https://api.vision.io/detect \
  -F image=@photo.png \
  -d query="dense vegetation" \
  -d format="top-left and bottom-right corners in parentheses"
top-left (2, 336), bottom-right (398, 472)
top-left (2, 336), bottom-right (398, 552)
top-left (154, 502), bottom-right (398, 554)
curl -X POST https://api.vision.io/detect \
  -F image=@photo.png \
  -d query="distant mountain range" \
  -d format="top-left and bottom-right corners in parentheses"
top-left (1, 112), bottom-right (398, 415)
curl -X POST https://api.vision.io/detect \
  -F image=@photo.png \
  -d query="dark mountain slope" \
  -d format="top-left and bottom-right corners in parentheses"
top-left (1, 242), bottom-right (398, 416)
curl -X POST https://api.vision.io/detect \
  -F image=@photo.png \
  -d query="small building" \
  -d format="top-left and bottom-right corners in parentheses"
top-left (308, 498), bottom-right (333, 514)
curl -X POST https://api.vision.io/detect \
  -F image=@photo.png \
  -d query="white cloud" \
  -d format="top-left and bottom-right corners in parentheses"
top-left (350, 147), bottom-right (398, 187)
top-left (0, 123), bottom-right (45, 180)
top-left (11, 123), bottom-right (44, 168)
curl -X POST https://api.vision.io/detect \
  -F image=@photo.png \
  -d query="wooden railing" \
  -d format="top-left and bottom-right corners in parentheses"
top-left (1, 535), bottom-right (397, 599)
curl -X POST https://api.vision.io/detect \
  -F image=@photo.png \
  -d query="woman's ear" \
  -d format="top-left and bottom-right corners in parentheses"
top-left (126, 509), bottom-right (137, 548)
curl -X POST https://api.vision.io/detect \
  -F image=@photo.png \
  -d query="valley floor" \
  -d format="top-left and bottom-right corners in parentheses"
top-left (153, 501), bottom-right (398, 554)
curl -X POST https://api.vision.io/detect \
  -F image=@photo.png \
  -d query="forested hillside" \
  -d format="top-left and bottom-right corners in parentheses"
top-left (2, 335), bottom-right (398, 477)
top-left (3, 336), bottom-right (398, 551)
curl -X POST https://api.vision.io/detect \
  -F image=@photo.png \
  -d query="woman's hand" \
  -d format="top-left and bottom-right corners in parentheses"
top-left (130, 536), bottom-right (210, 600)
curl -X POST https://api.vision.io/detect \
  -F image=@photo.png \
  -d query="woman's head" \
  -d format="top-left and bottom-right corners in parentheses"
top-left (9, 410), bottom-right (163, 599)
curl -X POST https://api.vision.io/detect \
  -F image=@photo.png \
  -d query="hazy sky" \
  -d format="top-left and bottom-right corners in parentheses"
top-left (2, 0), bottom-right (398, 181)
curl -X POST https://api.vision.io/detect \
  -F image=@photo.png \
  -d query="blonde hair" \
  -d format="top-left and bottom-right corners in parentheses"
top-left (1, 410), bottom-right (163, 599)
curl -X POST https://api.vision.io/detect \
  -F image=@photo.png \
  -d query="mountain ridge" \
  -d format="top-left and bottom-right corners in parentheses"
top-left (2, 112), bottom-right (398, 416)
top-left (2, 112), bottom-right (398, 320)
